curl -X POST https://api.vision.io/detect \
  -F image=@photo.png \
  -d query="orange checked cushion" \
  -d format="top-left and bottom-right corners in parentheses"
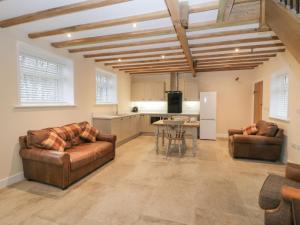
top-left (80, 124), bottom-right (100, 143)
top-left (52, 123), bottom-right (81, 141)
top-left (41, 132), bottom-right (67, 152)
top-left (243, 124), bottom-right (258, 135)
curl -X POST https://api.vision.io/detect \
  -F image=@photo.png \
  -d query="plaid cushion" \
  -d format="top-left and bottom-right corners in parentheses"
top-left (52, 123), bottom-right (81, 141)
top-left (243, 124), bottom-right (258, 135)
top-left (41, 132), bottom-right (66, 152)
top-left (80, 124), bottom-right (99, 143)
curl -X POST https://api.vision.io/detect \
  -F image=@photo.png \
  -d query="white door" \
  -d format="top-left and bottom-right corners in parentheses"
top-left (200, 120), bottom-right (216, 140)
top-left (200, 92), bottom-right (216, 120)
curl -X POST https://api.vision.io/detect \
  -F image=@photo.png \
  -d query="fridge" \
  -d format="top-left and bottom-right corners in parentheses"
top-left (200, 92), bottom-right (217, 140)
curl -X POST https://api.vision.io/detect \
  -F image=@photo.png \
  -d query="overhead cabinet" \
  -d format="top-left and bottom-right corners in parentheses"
top-left (131, 81), bottom-right (165, 101)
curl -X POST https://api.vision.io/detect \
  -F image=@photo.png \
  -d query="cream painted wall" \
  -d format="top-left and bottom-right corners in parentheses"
top-left (0, 29), bottom-right (131, 183)
top-left (252, 51), bottom-right (300, 164)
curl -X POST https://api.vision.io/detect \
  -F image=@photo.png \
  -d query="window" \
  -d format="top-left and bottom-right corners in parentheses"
top-left (17, 43), bottom-right (74, 107)
top-left (96, 70), bottom-right (117, 104)
top-left (269, 72), bottom-right (289, 120)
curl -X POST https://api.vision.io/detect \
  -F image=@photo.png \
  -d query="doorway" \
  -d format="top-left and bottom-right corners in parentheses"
top-left (254, 81), bottom-right (263, 123)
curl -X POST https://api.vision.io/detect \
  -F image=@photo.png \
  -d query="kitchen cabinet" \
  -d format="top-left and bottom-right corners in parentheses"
top-left (131, 81), bottom-right (165, 101)
top-left (139, 114), bottom-right (153, 133)
top-left (183, 80), bottom-right (199, 101)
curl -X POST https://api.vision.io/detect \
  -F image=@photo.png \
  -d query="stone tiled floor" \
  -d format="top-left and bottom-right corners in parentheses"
top-left (0, 136), bottom-right (285, 225)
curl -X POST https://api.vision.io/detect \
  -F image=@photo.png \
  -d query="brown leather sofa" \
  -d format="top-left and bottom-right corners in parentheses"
top-left (259, 163), bottom-right (300, 225)
top-left (228, 120), bottom-right (284, 161)
top-left (19, 122), bottom-right (116, 189)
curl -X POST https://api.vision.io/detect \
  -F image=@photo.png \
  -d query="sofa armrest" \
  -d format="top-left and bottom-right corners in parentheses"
top-left (282, 186), bottom-right (300, 201)
top-left (20, 147), bottom-right (70, 166)
top-left (286, 163), bottom-right (300, 182)
top-left (97, 133), bottom-right (117, 144)
top-left (232, 134), bottom-right (282, 145)
top-left (228, 129), bottom-right (243, 136)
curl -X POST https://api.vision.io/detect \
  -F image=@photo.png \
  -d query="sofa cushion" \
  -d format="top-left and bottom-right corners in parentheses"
top-left (243, 124), bottom-right (258, 135)
top-left (41, 132), bottom-right (67, 152)
top-left (27, 129), bottom-right (51, 148)
top-left (256, 120), bottom-right (278, 137)
top-left (67, 141), bottom-right (113, 170)
top-left (52, 123), bottom-right (81, 141)
top-left (80, 124), bottom-right (100, 143)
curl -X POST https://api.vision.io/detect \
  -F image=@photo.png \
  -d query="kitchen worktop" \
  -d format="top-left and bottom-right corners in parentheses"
top-left (92, 112), bottom-right (199, 119)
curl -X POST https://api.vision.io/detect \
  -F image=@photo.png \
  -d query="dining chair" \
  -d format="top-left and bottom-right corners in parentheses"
top-left (163, 120), bottom-right (186, 158)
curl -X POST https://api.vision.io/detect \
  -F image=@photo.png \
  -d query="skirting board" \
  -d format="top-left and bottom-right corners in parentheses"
top-left (0, 172), bottom-right (24, 189)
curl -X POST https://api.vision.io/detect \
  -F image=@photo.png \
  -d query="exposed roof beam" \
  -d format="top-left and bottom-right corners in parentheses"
top-left (197, 67), bottom-right (256, 72)
top-left (197, 58), bottom-right (269, 64)
top-left (189, 36), bottom-right (279, 49)
top-left (165, 0), bottom-right (196, 76)
top-left (105, 58), bottom-right (186, 66)
top-left (128, 68), bottom-right (191, 75)
top-left (52, 27), bottom-right (175, 48)
top-left (195, 54), bottom-right (277, 61)
top-left (188, 19), bottom-right (258, 32)
top-left (113, 61), bottom-right (188, 69)
top-left (118, 63), bottom-right (189, 71)
top-left (124, 66), bottom-right (191, 73)
top-left (197, 63), bottom-right (262, 69)
top-left (0, 0), bottom-right (131, 28)
top-left (193, 49), bottom-right (285, 58)
top-left (95, 52), bottom-right (184, 62)
top-left (189, 2), bottom-right (219, 13)
top-left (217, 0), bottom-right (235, 22)
top-left (188, 28), bottom-right (271, 40)
top-left (28, 3), bottom-right (218, 39)
top-left (190, 43), bottom-right (284, 54)
top-left (68, 37), bottom-right (178, 53)
top-left (84, 46), bottom-right (182, 58)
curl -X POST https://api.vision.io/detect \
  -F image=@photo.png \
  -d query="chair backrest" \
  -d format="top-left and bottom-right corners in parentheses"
top-left (163, 120), bottom-right (185, 139)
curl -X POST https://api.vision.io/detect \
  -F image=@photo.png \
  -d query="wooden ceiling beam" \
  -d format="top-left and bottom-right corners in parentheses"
top-left (95, 52), bottom-right (184, 62)
top-left (124, 67), bottom-right (191, 73)
top-left (165, 0), bottom-right (196, 76)
top-left (197, 59), bottom-right (268, 65)
top-left (197, 67), bottom-right (256, 72)
top-left (68, 37), bottom-right (178, 53)
top-left (191, 43), bottom-right (284, 54)
top-left (84, 46), bottom-right (182, 58)
top-left (0, 0), bottom-right (131, 28)
top-left (28, 2), bottom-right (218, 39)
top-left (195, 53), bottom-right (277, 61)
top-left (217, 0), bottom-right (235, 22)
top-left (52, 27), bottom-right (175, 48)
top-left (129, 69), bottom-right (191, 75)
top-left (188, 19), bottom-right (258, 32)
top-left (189, 36), bottom-right (279, 49)
top-left (118, 64), bottom-right (189, 71)
top-left (105, 58), bottom-right (186, 66)
top-left (193, 49), bottom-right (285, 58)
top-left (189, 2), bottom-right (219, 13)
top-left (114, 62), bottom-right (188, 69)
top-left (188, 28), bottom-right (271, 40)
top-left (197, 63), bottom-right (262, 68)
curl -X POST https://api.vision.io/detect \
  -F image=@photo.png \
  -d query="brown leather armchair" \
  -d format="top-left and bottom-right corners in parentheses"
top-left (259, 163), bottom-right (300, 225)
top-left (228, 120), bottom-right (284, 161)
top-left (19, 122), bottom-right (116, 189)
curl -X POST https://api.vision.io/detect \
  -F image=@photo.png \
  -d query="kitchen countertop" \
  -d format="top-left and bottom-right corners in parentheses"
top-left (93, 112), bottom-right (199, 119)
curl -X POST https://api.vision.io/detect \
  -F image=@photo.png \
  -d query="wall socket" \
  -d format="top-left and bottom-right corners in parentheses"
top-left (291, 143), bottom-right (300, 151)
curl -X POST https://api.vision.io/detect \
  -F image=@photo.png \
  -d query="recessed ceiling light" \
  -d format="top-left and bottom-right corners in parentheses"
top-left (132, 23), bottom-right (137, 28)
top-left (67, 33), bottom-right (72, 38)
top-left (161, 55), bottom-right (165, 59)
top-left (235, 48), bottom-right (239, 52)
top-left (118, 59), bottom-right (122, 62)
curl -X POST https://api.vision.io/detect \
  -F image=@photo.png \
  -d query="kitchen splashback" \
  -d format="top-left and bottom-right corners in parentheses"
top-left (131, 101), bottom-right (199, 113)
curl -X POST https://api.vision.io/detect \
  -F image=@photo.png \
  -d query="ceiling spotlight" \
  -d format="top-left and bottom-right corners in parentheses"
top-left (161, 55), bottom-right (165, 59)
top-left (118, 59), bottom-right (122, 62)
top-left (132, 23), bottom-right (137, 28)
top-left (67, 33), bottom-right (72, 38)
top-left (235, 48), bottom-right (239, 52)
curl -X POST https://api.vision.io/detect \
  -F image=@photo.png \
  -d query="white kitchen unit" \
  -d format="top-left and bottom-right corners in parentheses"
top-left (131, 81), bottom-right (165, 101)
top-left (200, 92), bottom-right (217, 140)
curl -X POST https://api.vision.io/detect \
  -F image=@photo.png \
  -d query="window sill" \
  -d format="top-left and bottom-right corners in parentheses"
top-left (268, 116), bottom-right (290, 123)
top-left (15, 104), bottom-right (77, 109)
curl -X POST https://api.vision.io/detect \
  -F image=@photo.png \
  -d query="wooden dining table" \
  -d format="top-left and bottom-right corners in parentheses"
top-left (152, 120), bottom-right (200, 156)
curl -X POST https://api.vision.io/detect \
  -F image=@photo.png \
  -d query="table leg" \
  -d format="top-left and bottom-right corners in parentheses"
top-left (162, 129), bottom-right (165, 147)
top-left (192, 128), bottom-right (197, 156)
top-left (155, 126), bottom-right (159, 154)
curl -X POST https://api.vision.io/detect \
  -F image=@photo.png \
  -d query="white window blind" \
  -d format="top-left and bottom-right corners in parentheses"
top-left (96, 70), bottom-right (117, 104)
top-left (269, 73), bottom-right (289, 120)
top-left (17, 44), bottom-right (74, 107)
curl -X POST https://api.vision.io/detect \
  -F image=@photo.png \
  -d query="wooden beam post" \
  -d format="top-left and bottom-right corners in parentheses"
top-left (165, 0), bottom-right (196, 76)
